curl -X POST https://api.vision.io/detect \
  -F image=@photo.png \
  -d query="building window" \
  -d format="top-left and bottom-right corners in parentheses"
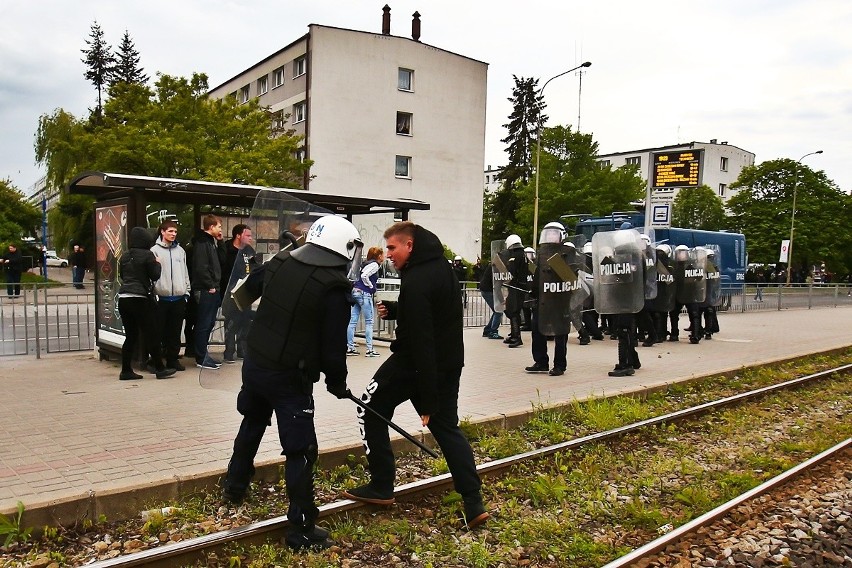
top-left (295, 148), bottom-right (306, 162)
top-left (239, 85), bottom-right (250, 104)
top-left (625, 156), bottom-right (641, 167)
top-left (293, 56), bottom-right (306, 78)
top-left (720, 156), bottom-right (729, 171)
top-left (257, 75), bottom-right (268, 95)
top-left (396, 112), bottom-right (412, 135)
top-left (272, 67), bottom-right (285, 88)
top-left (718, 183), bottom-right (727, 197)
top-left (398, 68), bottom-right (413, 91)
top-left (293, 101), bottom-right (306, 123)
top-left (272, 110), bottom-right (285, 130)
top-left (230, 91), bottom-right (238, 101)
top-left (599, 159), bottom-right (611, 168)
top-left (395, 155), bottom-right (411, 178)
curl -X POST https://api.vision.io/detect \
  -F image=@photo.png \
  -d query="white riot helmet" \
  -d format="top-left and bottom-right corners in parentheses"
top-left (540, 221), bottom-right (566, 244)
top-left (582, 242), bottom-right (593, 255)
top-left (674, 244), bottom-right (689, 262)
top-left (302, 215), bottom-right (363, 261)
top-left (705, 248), bottom-right (716, 257)
top-left (505, 234), bottom-right (523, 249)
top-left (640, 233), bottom-right (652, 246)
top-left (656, 243), bottom-right (672, 257)
top-left (454, 255), bottom-right (462, 261)
top-left (524, 246), bottom-right (536, 262)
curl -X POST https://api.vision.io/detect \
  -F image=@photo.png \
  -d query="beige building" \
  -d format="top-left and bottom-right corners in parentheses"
top-left (209, 9), bottom-right (488, 260)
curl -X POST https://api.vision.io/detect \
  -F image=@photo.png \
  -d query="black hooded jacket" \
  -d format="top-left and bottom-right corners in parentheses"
top-left (384, 225), bottom-right (464, 416)
top-left (119, 227), bottom-right (161, 296)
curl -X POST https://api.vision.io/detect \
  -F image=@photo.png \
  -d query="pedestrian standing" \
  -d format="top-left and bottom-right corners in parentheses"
top-left (347, 246), bottom-right (384, 357)
top-left (191, 214), bottom-right (224, 369)
top-left (221, 215), bottom-right (362, 551)
top-left (477, 262), bottom-right (503, 339)
top-left (150, 220), bottom-right (191, 372)
top-left (1, 244), bottom-right (23, 297)
top-left (343, 221), bottom-right (489, 530)
top-left (222, 224), bottom-right (255, 363)
top-left (70, 244), bottom-right (86, 289)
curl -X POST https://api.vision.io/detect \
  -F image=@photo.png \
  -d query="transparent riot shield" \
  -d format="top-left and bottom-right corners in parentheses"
top-left (703, 255), bottom-right (722, 307)
top-left (490, 240), bottom-right (509, 312)
top-left (675, 247), bottom-right (708, 305)
top-left (536, 242), bottom-right (574, 336)
top-left (200, 189), bottom-right (334, 391)
top-left (648, 252), bottom-right (677, 313)
top-left (592, 229), bottom-right (644, 315)
top-left (636, 228), bottom-right (657, 300)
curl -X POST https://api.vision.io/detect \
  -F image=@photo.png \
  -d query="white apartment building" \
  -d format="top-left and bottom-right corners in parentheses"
top-left (208, 9), bottom-right (488, 260)
top-left (484, 165), bottom-right (502, 195)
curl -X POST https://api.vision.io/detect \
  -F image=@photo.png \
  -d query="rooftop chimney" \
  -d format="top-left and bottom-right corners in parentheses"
top-left (412, 11), bottom-right (421, 41)
top-left (382, 5), bottom-right (391, 35)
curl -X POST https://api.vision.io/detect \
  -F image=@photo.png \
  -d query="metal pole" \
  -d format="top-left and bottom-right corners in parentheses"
top-left (346, 392), bottom-right (439, 458)
top-left (786, 150), bottom-right (823, 285)
top-left (533, 62), bottom-right (591, 247)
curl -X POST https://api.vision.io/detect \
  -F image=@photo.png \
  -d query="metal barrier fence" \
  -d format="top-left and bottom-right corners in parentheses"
top-left (0, 283), bottom-right (96, 358)
top-left (2, 281), bottom-right (850, 357)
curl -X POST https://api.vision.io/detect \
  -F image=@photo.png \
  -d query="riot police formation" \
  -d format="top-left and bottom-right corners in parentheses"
top-left (499, 234), bottom-right (531, 348)
top-left (221, 214), bottom-right (363, 551)
top-left (592, 228), bottom-right (645, 377)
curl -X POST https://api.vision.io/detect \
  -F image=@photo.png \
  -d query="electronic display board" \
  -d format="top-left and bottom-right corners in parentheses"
top-left (652, 150), bottom-right (702, 188)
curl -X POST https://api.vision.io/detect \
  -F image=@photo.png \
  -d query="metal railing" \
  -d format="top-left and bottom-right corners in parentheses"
top-left (0, 283), bottom-right (95, 358)
top-left (723, 283), bottom-right (852, 313)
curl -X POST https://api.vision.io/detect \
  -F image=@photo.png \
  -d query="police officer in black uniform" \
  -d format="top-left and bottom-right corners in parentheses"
top-left (502, 234), bottom-right (529, 348)
top-left (221, 215), bottom-right (363, 551)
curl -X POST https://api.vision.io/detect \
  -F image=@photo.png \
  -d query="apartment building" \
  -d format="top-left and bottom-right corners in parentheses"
top-left (208, 8), bottom-right (488, 260)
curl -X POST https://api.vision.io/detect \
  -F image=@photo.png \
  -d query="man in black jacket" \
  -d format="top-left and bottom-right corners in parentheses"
top-left (1, 243), bottom-right (23, 297)
top-left (191, 215), bottom-right (223, 369)
top-left (343, 221), bottom-right (489, 530)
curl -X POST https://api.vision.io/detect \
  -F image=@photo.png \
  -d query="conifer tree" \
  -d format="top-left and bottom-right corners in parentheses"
top-left (110, 30), bottom-right (149, 87)
top-left (81, 21), bottom-right (115, 119)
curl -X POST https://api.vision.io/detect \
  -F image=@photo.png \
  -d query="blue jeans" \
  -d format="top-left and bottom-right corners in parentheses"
top-left (481, 291), bottom-right (502, 335)
top-left (347, 290), bottom-right (374, 351)
top-left (194, 290), bottom-right (221, 362)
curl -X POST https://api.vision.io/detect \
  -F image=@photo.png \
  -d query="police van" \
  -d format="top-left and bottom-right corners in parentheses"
top-left (573, 213), bottom-right (746, 306)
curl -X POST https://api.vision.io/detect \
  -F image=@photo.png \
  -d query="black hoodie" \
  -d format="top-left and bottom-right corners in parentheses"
top-left (119, 227), bottom-right (161, 296)
top-left (385, 225), bottom-right (464, 416)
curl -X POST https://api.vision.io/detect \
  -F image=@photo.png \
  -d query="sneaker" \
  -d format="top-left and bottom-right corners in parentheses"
top-left (167, 361), bottom-right (186, 372)
top-left (341, 484), bottom-right (395, 505)
top-left (548, 367), bottom-right (565, 376)
top-left (156, 368), bottom-right (176, 379)
top-left (284, 525), bottom-right (333, 551)
top-left (346, 348), bottom-right (359, 356)
top-left (365, 350), bottom-right (381, 358)
top-left (119, 370), bottom-right (143, 381)
top-left (524, 362), bottom-right (549, 373)
top-left (196, 357), bottom-right (222, 370)
top-left (488, 332), bottom-right (504, 340)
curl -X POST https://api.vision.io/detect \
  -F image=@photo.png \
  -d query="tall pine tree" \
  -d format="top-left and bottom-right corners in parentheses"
top-left (81, 21), bottom-right (114, 119)
top-left (110, 30), bottom-right (148, 87)
top-left (486, 76), bottom-right (546, 247)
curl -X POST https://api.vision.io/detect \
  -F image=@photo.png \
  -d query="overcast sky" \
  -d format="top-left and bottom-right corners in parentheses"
top-left (2, 0), bottom-right (851, 194)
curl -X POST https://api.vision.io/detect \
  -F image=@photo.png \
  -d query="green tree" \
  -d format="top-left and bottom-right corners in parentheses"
top-left (510, 125), bottom-right (645, 243)
top-left (485, 76), bottom-right (546, 250)
top-left (727, 159), bottom-right (852, 275)
top-left (110, 30), bottom-right (148, 87)
top-left (671, 184), bottom-right (727, 230)
top-left (81, 21), bottom-right (114, 118)
top-left (0, 179), bottom-right (41, 245)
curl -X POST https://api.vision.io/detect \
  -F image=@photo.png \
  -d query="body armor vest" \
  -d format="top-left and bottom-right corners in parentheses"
top-left (247, 252), bottom-right (351, 375)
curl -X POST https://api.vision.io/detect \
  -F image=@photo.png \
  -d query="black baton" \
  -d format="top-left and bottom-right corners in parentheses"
top-left (346, 392), bottom-right (439, 458)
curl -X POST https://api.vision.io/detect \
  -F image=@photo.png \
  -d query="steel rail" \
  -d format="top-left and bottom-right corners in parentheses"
top-left (86, 363), bottom-right (852, 567)
top-left (601, 437), bottom-right (851, 568)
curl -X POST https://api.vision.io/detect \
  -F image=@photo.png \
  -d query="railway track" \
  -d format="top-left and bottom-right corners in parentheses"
top-left (79, 362), bottom-right (852, 567)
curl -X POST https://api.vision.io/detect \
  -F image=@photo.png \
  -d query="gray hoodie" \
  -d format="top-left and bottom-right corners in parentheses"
top-left (151, 237), bottom-right (191, 299)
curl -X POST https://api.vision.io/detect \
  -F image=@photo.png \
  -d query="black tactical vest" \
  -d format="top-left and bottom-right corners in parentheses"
top-left (247, 252), bottom-right (351, 375)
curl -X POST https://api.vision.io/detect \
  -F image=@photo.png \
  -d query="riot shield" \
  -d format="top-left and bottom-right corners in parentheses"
top-left (675, 247), bottom-right (708, 305)
top-left (200, 189), bottom-right (335, 391)
top-left (636, 228), bottom-right (657, 300)
top-left (536, 242), bottom-right (575, 336)
top-left (490, 240), bottom-right (509, 313)
top-left (648, 252), bottom-right (677, 313)
top-left (703, 255), bottom-right (722, 307)
top-left (592, 229), bottom-right (644, 315)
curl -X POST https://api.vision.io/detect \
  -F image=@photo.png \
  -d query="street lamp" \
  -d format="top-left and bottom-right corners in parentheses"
top-left (786, 150), bottom-right (823, 285)
top-left (533, 61), bottom-right (592, 246)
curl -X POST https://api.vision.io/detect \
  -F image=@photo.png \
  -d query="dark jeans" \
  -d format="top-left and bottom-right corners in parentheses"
top-left (118, 296), bottom-right (165, 372)
top-left (156, 298), bottom-right (186, 365)
top-left (530, 310), bottom-right (567, 370)
top-left (225, 356), bottom-right (318, 529)
top-left (194, 290), bottom-right (221, 362)
top-left (72, 266), bottom-right (85, 288)
top-left (357, 354), bottom-right (482, 505)
top-left (481, 291), bottom-right (502, 335)
top-left (5, 271), bottom-right (21, 296)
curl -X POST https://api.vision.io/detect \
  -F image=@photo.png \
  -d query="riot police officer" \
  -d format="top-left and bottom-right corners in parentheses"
top-left (221, 215), bottom-right (363, 551)
top-left (502, 234), bottom-right (530, 348)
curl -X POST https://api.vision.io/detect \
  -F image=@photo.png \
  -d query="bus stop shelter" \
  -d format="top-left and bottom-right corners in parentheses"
top-left (67, 171), bottom-right (429, 357)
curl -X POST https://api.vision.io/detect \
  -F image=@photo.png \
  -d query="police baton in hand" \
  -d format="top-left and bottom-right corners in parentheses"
top-left (346, 392), bottom-right (439, 458)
